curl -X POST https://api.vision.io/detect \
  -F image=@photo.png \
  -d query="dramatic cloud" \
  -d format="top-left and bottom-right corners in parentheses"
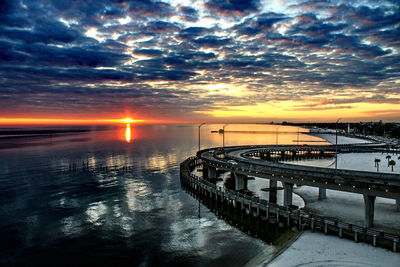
top-left (0, 0), bottom-right (399, 122)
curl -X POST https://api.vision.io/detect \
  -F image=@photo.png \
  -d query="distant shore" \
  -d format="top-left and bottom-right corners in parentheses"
top-left (0, 126), bottom-right (116, 150)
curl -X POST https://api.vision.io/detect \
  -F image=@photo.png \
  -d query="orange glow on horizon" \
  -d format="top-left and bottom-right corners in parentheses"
top-left (0, 117), bottom-right (183, 125)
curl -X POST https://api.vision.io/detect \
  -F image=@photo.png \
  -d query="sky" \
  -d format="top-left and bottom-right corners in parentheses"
top-left (0, 0), bottom-right (399, 124)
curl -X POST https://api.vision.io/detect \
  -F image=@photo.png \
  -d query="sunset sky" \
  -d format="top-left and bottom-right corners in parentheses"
top-left (0, 0), bottom-right (399, 124)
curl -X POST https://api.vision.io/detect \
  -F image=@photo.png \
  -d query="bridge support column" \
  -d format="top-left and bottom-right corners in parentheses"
top-left (232, 172), bottom-right (248, 191)
top-left (203, 165), bottom-right (216, 179)
top-left (269, 180), bottom-right (277, 203)
top-left (363, 194), bottom-right (376, 228)
top-left (283, 182), bottom-right (294, 207)
top-left (208, 166), bottom-right (217, 179)
top-left (318, 188), bottom-right (327, 200)
top-left (396, 199), bottom-right (400, 212)
top-left (202, 164), bottom-right (208, 179)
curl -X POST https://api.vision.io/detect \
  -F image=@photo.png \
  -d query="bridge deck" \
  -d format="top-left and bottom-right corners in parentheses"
top-left (198, 145), bottom-right (400, 199)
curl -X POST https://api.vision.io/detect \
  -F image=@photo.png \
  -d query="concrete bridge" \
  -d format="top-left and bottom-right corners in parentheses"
top-left (197, 144), bottom-right (400, 229)
top-left (180, 156), bottom-right (400, 252)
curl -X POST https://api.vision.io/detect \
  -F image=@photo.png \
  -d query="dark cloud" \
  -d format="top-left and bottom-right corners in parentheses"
top-left (178, 6), bottom-right (199, 22)
top-left (128, 0), bottom-right (175, 18)
top-left (193, 35), bottom-right (232, 48)
top-left (205, 0), bottom-right (261, 16)
top-left (177, 27), bottom-right (211, 40)
top-left (234, 12), bottom-right (288, 37)
top-left (0, 41), bottom-right (130, 67)
top-left (0, 0), bottom-right (399, 120)
top-left (0, 22), bottom-right (81, 44)
top-left (133, 49), bottom-right (164, 57)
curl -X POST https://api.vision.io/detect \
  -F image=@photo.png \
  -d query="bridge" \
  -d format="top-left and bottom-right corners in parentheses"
top-left (197, 144), bottom-right (400, 229)
top-left (180, 154), bottom-right (400, 252)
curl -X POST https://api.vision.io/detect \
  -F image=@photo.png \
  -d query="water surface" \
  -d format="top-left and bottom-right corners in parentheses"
top-left (0, 124), bottom-right (327, 266)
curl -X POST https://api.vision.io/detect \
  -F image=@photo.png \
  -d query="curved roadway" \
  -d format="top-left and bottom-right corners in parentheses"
top-left (198, 145), bottom-right (400, 199)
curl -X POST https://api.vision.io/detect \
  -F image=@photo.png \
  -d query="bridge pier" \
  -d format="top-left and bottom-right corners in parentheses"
top-left (203, 165), bottom-right (217, 179)
top-left (283, 182), bottom-right (294, 207)
top-left (318, 188), bottom-right (327, 200)
top-left (269, 180), bottom-right (277, 203)
top-left (232, 172), bottom-right (248, 191)
top-left (363, 194), bottom-right (376, 228)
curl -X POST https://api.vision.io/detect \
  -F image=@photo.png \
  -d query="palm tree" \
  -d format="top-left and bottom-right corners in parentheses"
top-left (389, 160), bottom-right (396, 172)
top-left (386, 155), bottom-right (391, 166)
top-left (374, 158), bottom-right (381, 172)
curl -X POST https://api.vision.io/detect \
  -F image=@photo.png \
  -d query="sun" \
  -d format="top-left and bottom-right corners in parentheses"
top-left (120, 117), bottom-right (135, 123)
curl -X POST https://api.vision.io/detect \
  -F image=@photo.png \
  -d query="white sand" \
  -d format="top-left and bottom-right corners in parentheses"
top-left (266, 133), bottom-right (400, 266)
top-left (268, 231), bottom-right (400, 267)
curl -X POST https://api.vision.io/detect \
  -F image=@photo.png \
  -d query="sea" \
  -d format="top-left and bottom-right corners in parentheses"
top-left (0, 124), bottom-right (328, 266)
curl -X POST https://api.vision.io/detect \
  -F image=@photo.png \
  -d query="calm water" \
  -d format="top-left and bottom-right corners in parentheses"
top-left (0, 124), bottom-right (327, 266)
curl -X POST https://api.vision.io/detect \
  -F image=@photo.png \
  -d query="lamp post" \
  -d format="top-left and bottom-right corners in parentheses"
top-left (335, 118), bottom-right (342, 169)
top-left (223, 124), bottom-right (228, 148)
top-left (198, 122), bottom-right (205, 219)
top-left (297, 127), bottom-right (300, 146)
top-left (276, 126), bottom-right (281, 145)
top-left (198, 122), bottom-right (206, 151)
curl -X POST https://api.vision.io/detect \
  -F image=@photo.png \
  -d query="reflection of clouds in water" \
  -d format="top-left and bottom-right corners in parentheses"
top-left (95, 173), bottom-right (118, 188)
top-left (61, 216), bottom-right (82, 237)
top-left (125, 179), bottom-right (151, 197)
top-left (163, 180), bottom-right (236, 256)
top-left (20, 214), bottom-right (40, 248)
top-left (164, 217), bottom-right (208, 254)
top-left (86, 201), bottom-right (107, 226)
top-left (164, 216), bottom-right (239, 259)
top-left (88, 155), bottom-right (97, 168)
top-left (114, 203), bottom-right (135, 237)
top-left (164, 172), bottom-right (173, 185)
top-left (144, 151), bottom-right (179, 172)
top-left (124, 179), bottom-right (154, 212)
top-left (120, 216), bottom-right (134, 237)
top-left (106, 154), bottom-right (132, 169)
top-left (0, 125), bottom-right (281, 265)
top-left (55, 196), bottom-right (80, 210)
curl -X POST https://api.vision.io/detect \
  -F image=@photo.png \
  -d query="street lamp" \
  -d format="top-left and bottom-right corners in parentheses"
top-left (198, 122), bottom-right (206, 151)
top-left (276, 126), bottom-right (281, 145)
top-left (335, 118), bottom-right (342, 169)
top-left (223, 124), bottom-right (228, 148)
top-left (297, 127), bottom-right (300, 146)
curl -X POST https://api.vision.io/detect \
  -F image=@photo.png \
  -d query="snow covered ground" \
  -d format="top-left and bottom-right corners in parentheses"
top-left (267, 231), bottom-right (400, 267)
top-left (295, 186), bottom-right (400, 235)
top-left (337, 152), bottom-right (400, 174)
top-left (264, 132), bottom-right (400, 266)
top-left (312, 133), bottom-right (372, 145)
top-left (287, 133), bottom-right (400, 233)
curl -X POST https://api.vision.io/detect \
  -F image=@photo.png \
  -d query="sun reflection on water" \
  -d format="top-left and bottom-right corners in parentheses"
top-left (125, 123), bottom-right (132, 142)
